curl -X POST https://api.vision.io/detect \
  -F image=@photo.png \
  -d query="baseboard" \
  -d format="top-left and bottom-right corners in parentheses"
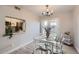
top-left (73, 44), bottom-right (79, 54)
top-left (3, 40), bottom-right (33, 54)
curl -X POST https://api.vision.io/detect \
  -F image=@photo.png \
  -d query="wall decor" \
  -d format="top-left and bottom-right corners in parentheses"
top-left (3, 16), bottom-right (26, 39)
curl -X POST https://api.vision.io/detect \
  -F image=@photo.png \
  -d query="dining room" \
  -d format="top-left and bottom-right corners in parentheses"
top-left (9, 5), bottom-right (78, 54)
top-left (0, 5), bottom-right (78, 54)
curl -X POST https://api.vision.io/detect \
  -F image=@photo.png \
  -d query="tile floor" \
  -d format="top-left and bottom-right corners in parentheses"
top-left (10, 41), bottom-right (77, 54)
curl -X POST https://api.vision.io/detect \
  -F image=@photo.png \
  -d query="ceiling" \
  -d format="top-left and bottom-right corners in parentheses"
top-left (17, 5), bottom-right (75, 16)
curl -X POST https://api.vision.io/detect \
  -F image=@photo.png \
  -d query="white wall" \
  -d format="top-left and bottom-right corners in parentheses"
top-left (58, 12), bottom-right (73, 34)
top-left (72, 6), bottom-right (79, 53)
top-left (0, 6), bottom-right (40, 53)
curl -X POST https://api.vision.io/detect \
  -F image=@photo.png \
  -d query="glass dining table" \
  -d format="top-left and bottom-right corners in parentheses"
top-left (33, 33), bottom-right (63, 54)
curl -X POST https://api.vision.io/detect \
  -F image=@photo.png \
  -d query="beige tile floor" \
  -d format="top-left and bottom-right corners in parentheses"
top-left (63, 44), bottom-right (77, 54)
top-left (10, 42), bottom-right (77, 54)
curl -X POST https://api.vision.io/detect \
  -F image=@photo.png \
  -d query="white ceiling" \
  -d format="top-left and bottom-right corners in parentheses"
top-left (18, 5), bottom-right (75, 16)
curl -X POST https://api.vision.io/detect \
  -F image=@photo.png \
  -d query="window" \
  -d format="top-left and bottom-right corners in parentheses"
top-left (40, 19), bottom-right (58, 34)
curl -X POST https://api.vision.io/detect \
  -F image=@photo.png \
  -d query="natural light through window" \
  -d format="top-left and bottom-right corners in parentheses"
top-left (44, 21), bottom-right (48, 26)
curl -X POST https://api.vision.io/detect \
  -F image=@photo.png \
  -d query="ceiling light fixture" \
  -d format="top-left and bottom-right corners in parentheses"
top-left (14, 6), bottom-right (21, 11)
top-left (42, 5), bottom-right (54, 16)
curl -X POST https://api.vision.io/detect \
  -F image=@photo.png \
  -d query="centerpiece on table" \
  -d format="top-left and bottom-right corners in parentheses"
top-left (42, 23), bottom-right (55, 40)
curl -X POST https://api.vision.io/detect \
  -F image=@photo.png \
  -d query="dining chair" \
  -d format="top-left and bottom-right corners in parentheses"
top-left (52, 33), bottom-right (63, 54)
top-left (33, 37), bottom-right (52, 54)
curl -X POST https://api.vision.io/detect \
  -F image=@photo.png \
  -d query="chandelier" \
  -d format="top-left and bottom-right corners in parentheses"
top-left (42, 5), bottom-right (54, 16)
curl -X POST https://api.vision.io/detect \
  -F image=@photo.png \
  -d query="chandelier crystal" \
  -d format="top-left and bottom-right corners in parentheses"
top-left (42, 5), bottom-right (53, 16)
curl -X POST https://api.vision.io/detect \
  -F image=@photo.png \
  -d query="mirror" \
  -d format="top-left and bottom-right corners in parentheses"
top-left (3, 16), bottom-right (26, 38)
